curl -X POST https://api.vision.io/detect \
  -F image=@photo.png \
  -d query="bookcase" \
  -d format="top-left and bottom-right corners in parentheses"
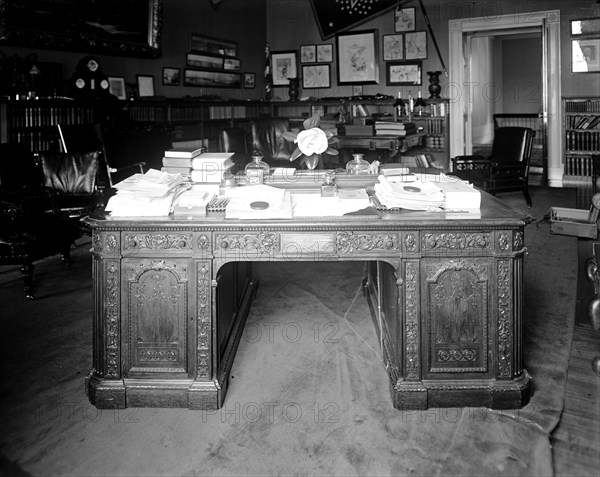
top-left (562, 97), bottom-right (600, 186)
top-left (0, 99), bottom-right (96, 152)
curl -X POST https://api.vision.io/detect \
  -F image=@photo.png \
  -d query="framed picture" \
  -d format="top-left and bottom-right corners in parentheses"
top-left (352, 85), bottom-right (363, 96)
top-left (223, 58), bottom-right (241, 71)
top-left (137, 75), bottom-right (155, 97)
top-left (405, 31), bottom-right (427, 60)
top-left (108, 77), bottom-right (126, 100)
top-left (190, 33), bottom-right (237, 57)
top-left (271, 50), bottom-right (298, 86)
top-left (395, 7), bottom-right (416, 32)
top-left (383, 34), bottom-right (404, 61)
top-left (572, 38), bottom-right (600, 73)
top-left (243, 73), bottom-right (255, 89)
top-left (336, 30), bottom-right (379, 85)
top-left (386, 61), bottom-right (422, 86)
top-left (0, 0), bottom-right (162, 58)
top-left (162, 67), bottom-right (180, 86)
top-left (300, 45), bottom-right (316, 63)
top-left (184, 69), bottom-right (241, 88)
top-left (317, 44), bottom-right (333, 63)
top-left (571, 18), bottom-right (600, 36)
top-left (186, 52), bottom-right (223, 70)
top-left (302, 64), bottom-right (330, 89)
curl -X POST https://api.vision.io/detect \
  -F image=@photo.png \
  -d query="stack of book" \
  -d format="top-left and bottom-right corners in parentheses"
top-left (190, 152), bottom-right (235, 183)
top-left (161, 145), bottom-right (206, 177)
top-left (374, 121), bottom-right (417, 136)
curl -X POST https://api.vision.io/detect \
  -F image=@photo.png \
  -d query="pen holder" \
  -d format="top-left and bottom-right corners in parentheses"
top-left (321, 171), bottom-right (337, 197)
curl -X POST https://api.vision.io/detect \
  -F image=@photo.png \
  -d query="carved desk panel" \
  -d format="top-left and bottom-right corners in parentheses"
top-left (84, 193), bottom-right (531, 410)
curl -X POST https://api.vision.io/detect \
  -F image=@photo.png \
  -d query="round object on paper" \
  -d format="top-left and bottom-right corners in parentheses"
top-left (404, 185), bottom-right (421, 193)
top-left (250, 201), bottom-right (270, 210)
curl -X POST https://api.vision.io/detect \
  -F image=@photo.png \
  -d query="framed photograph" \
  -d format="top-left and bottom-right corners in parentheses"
top-left (395, 7), bottom-right (416, 32)
top-left (271, 50), bottom-right (298, 86)
top-left (223, 58), bottom-right (241, 71)
top-left (186, 52), bottom-right (223, 70)
top-left (405, 31), bottom-right (427, 60)
top-left (137, 75), bottom-right (155, 97)
top-left (162, 67), bottom-right (180, 86)
top-left (571, 18), bottom-right (600, 36)
top-left (302, 64), bottom-right (330, 89)
top-left (336, 30), bottom-right (379, 85)
top-left (383, 34), bottom-right (404, 61)
top-left (184, 69), bottom-right (241, 88)
top-left (317, 44), bottom-right (333, 63)
top-left (386, 61), bottom-right (422, 86)
top-left (0, 0), bottom-right (162, 58)
top-left (300, 45), bottom-right (316, 63)
top-left (190, 33), bottom-right (237, 57)
top-left (572, 38), bottom-right (600, 73)
top-left (243, 73), bottom-right (255, 89)
top-left (108, 77), bottom-right (126, 100)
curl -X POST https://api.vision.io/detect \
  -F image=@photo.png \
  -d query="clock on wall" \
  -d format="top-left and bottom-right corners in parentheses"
top-left (70, 55), bottom-right (111, 98)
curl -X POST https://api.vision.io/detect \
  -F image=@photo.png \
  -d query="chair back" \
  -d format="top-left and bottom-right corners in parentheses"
top-left (219, 127), bottom-right (248, 154)
top-left (490, 127), bottom-right (535, 164)
top-left (251, 118), bottom-right (293, 161)
top-left (40, 151), bottom-right (100, 194)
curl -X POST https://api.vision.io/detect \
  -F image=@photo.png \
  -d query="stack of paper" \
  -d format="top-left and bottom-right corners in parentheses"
top-left (171, 185), bottom-right (216, 217)
top-left (374, 175), bottom-right (445, 210)
top-left (105, 169), bottom-right (187, 216)
top-left (190, 152), bottom-right (235, 183)
top-left (225, 184), bottom-right (292, 219)
top-left (161, 144), bottom-right (206, 176)
top-left (436, 176), bottom-right (481, 209)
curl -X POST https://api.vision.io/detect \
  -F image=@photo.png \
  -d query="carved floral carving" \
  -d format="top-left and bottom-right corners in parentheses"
top-left (423, 232), bottom-right (490, 250)
top-left (405, 262), bottom-right (419, 380)
top-left (197, 263), bottom-right (211, 378)
top-left (337, 232), bottom-right (398, 254)
top-left (105, 261), bottom-right (119, 377)
top-left (215, 233), bottom-right (278, 254)
top-left (404, 233), bottom-right (417, 252)
top-left (497, 260), bottom-right (511, 377)
top-left (124, 233), bottom-right (192, 250)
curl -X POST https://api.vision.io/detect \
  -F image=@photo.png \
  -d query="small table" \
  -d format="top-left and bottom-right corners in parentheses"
top-left (338, 133), bottom-right (424, 159)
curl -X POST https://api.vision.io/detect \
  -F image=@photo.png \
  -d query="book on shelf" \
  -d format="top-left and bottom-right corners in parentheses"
top-left (374, 121), bottom-right (416, 130)
top-left (191, 152), bottom-right (235, 170)
top-left (164, 145), bottom-right (206, 159)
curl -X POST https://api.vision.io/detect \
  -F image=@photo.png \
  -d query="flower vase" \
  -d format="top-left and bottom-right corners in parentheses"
top-left (427, 71), bottom-right (442, 99)
top-left (288, 78), bottom-right (300, 102)
top-left (302, 153), bottom-right (322, 170)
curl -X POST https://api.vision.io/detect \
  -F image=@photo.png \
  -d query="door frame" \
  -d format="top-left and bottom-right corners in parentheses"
top-left (449, 10), bottom-right (562, 187)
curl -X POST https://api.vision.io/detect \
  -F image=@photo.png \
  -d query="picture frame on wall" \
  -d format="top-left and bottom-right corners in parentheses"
top-left (386, 61), bottom-right (422, 86)
top-left (394, 7), bottom-right (416, 32)
top-left (317, 44), bottom-right (333, 62)
top-left (190, 33), bottom-right (237, 57)
top-left (108, 76), bottom-right (126, 100)
top-left (570, 17), bottom-right (600, 36)
top-left (223, 58), bottom-right (241, 71)
top-left (243, 73), bottom-right (255, 88)
top-left (336, 29), bottom-right (379, 85)
top-left (186, 52), bottom-right (223, 70)
top-left (162, 67), bottom-right (180, 86)
top-left (302, 64), bottom-right (330, 89)
top-left (184, 69), bottom-right (241, 88)
top-left (300, 45), bottom-right (316, 63)
top-left (271, 50), bottom-right (298, 85)
top-left (572, 38), bottom-right (600, 73)
top-left (137, 75), bottom-right (155, 97)
top-left (405, 31), bottom-right (427, 60)
top-left (383, 34), bottom-right (404, 61)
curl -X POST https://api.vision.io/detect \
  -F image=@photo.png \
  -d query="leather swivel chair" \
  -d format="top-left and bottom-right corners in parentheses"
top-left (452, 127), bottom-right (536, 207)
top-left (218, 127), bottom-right (250, 173)
top-left (250, 118), bottom-right (300, 169)
top-left (0, 144), bottom-right (79, 298)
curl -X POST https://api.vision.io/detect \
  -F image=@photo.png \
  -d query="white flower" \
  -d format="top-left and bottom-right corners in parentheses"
top-left (296, 127), bottom-right (328, 156)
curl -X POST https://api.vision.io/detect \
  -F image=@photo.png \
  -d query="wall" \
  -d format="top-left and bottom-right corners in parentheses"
top-left (1, 0), bottom-right (599, 102)
top-left (501, 36), bottom-right (542, 114)
top-left (0, 0), bottom-right (267, 100)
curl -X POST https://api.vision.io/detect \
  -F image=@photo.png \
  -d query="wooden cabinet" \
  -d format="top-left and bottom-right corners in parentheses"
top-left (562, 97), bottom-right (600, 186)
top-left (0, 98), bottom-right (96, 152)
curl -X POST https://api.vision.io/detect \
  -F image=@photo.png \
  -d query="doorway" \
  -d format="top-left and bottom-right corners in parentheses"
top-left (449, 10), bottom-right (563, 187)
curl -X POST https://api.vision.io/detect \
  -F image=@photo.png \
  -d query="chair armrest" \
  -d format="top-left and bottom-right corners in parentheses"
top-left (490, 162), bottom-right (528, 175)
top-left (107, 162), bottom-right (146, 174)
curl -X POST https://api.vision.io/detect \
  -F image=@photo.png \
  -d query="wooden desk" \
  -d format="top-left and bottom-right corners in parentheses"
top-left (84, 186), bottom-right (531, 410)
